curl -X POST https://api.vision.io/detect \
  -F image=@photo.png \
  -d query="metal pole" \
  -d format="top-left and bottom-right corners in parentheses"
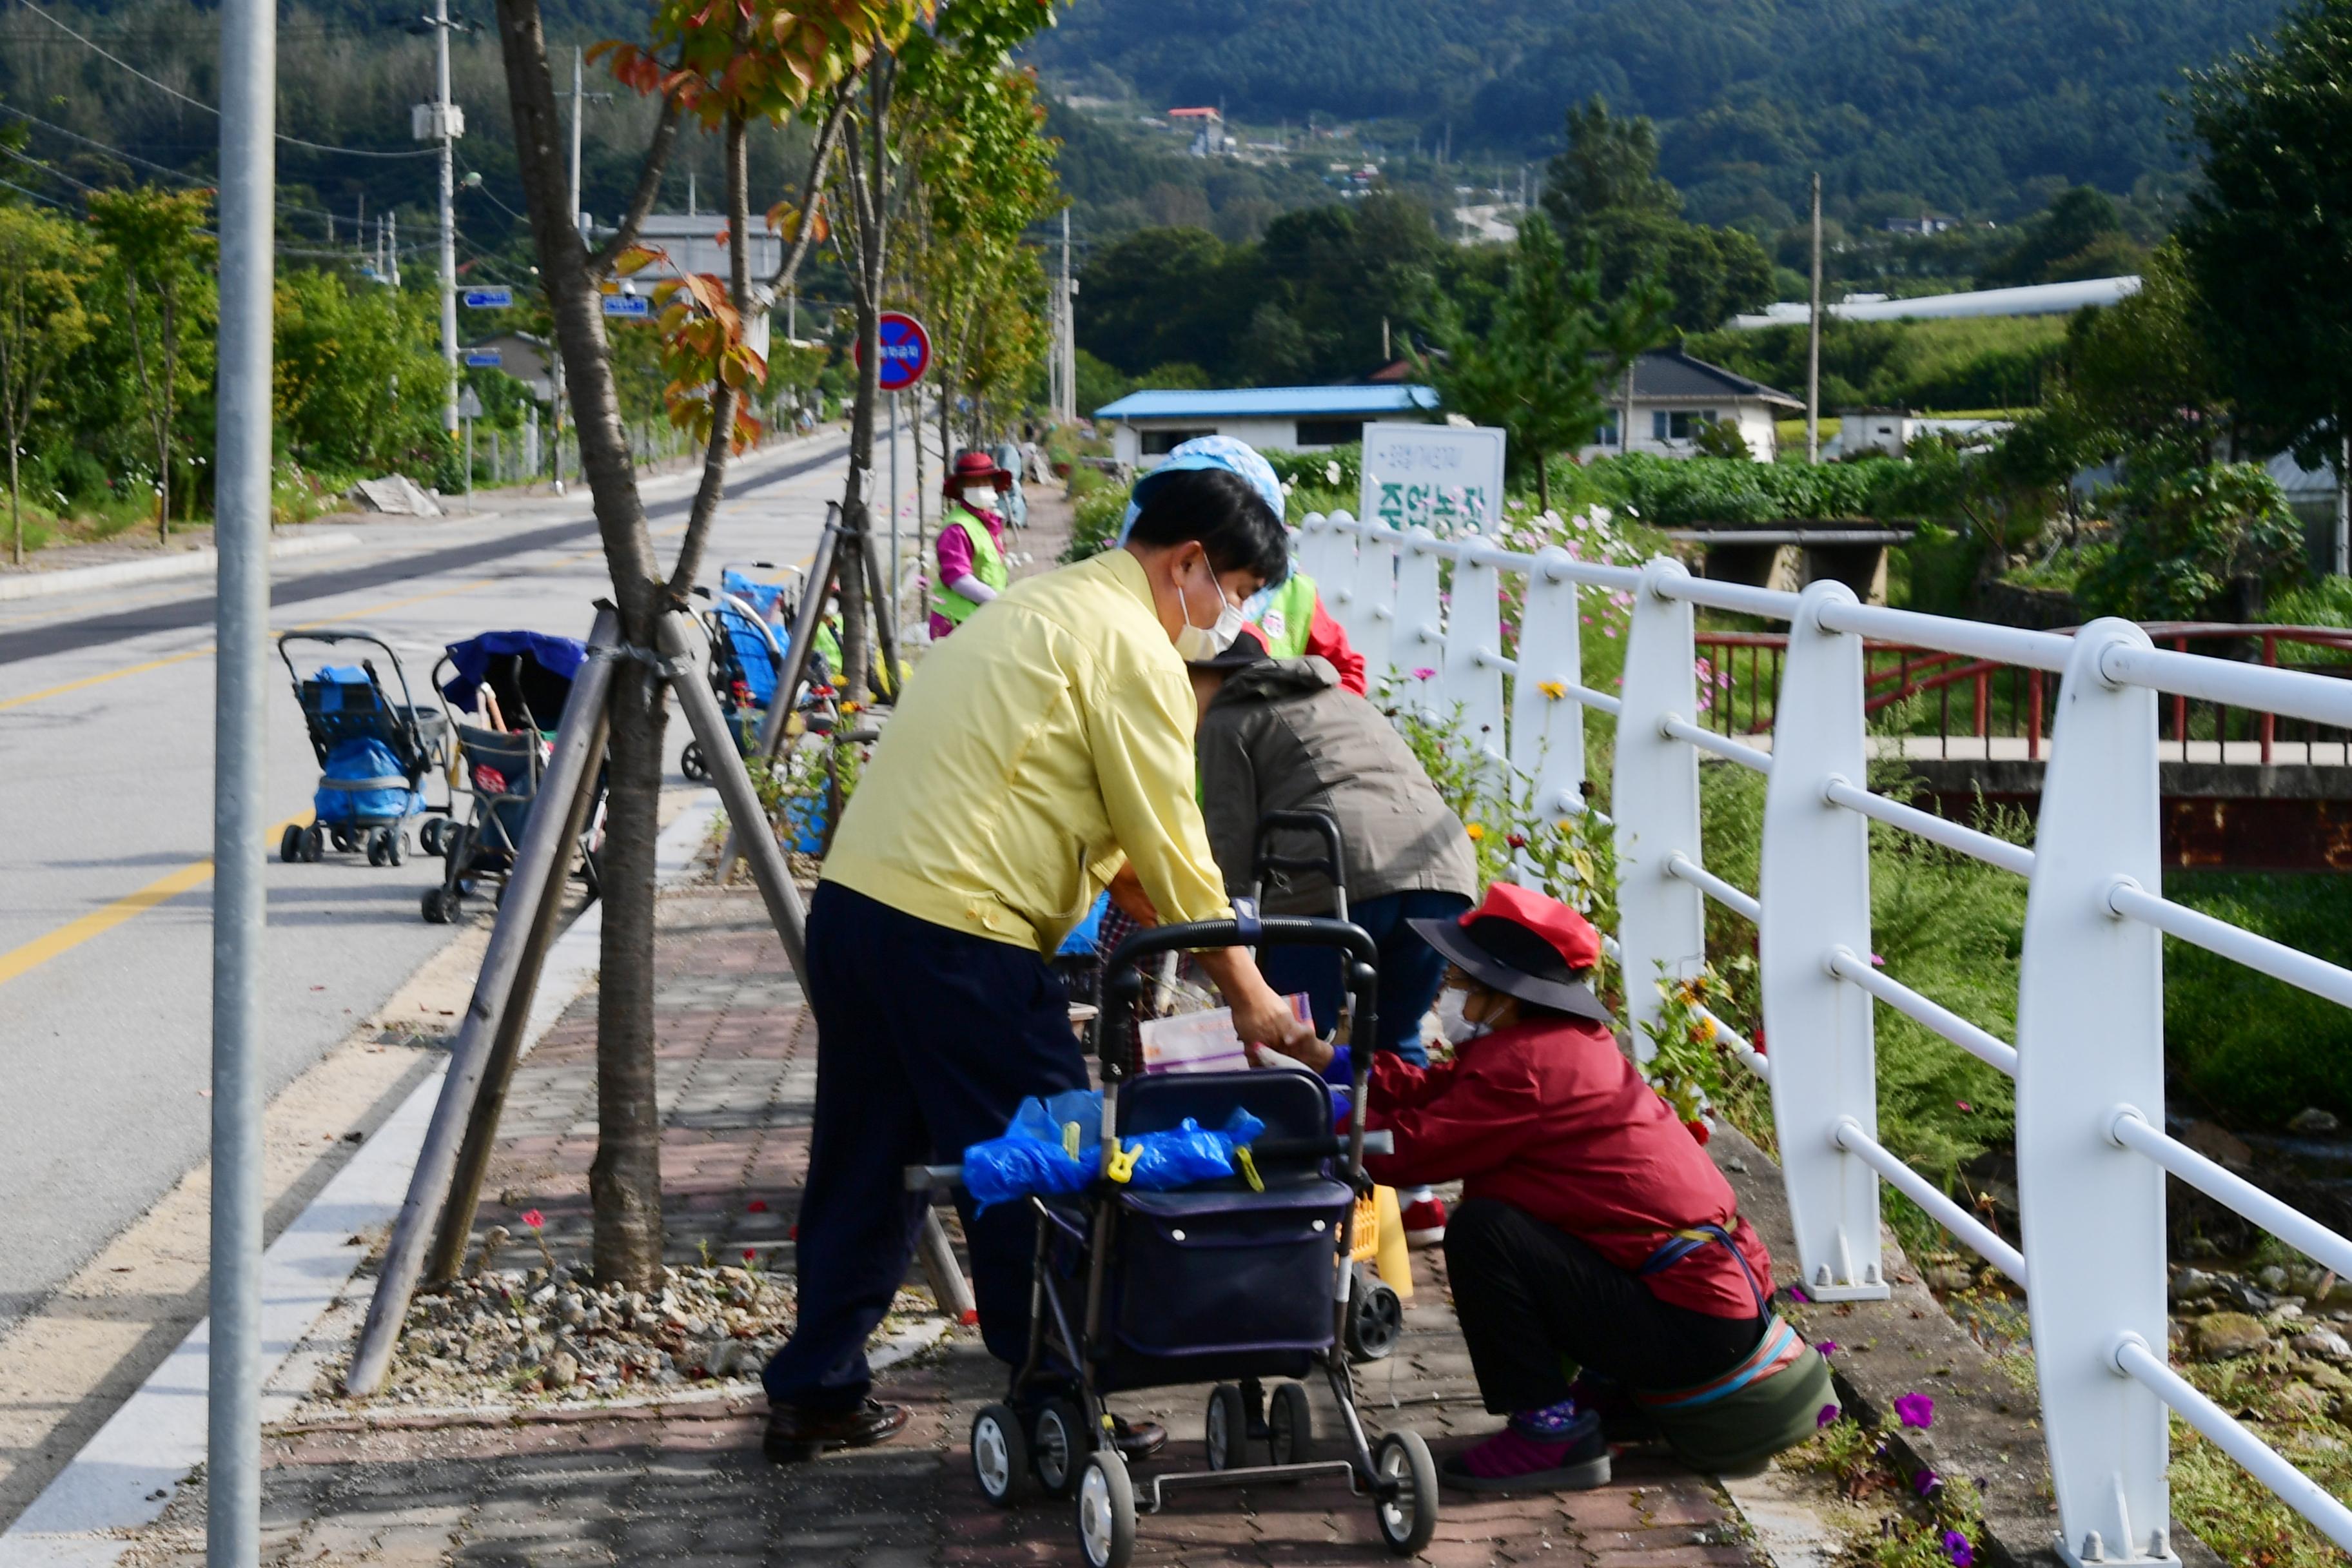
top-left (211, 0), bottom-right (271, 1549)
top-left (1807, 172), bottom-right (1823, 466)
top-left (716, 508), bottom-right (843, 879)
top-left (2337, 428), bottom-right (2348, 578)
top-left (346, 607), bottom-right (621, 1395)
top-left (569, 48), bottom-right (585, 241)
top-left (435, 0), bottom-right (458, 436)
top-left (887, 390), bottom-right (901, 646)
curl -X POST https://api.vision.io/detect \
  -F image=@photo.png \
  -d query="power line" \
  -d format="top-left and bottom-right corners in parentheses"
top-left (0, 103), bottom-right (210, 188)
top-left (0, 171), bottom-right (71, 208)
top-left (8, 0), bottom-right (438, 161)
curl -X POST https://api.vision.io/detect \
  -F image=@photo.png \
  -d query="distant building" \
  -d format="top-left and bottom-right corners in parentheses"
top-left (1883, 213), bottom-right (1959, 236)
top-left (1167, 106), bottom-right (1226, 155)
top-left (629, 213), bottom-right (784, 285)
top-left (1579, 349), bottom-right (1802, 463)
top-left (1092, 384), bottom-right (1439, 467)
top-left (1831, 407), bottom-right (2013, 458)
top-left (1732, 275), bottom-right (2141, 329)
top-left (459, 331), bottom-right (554, 402)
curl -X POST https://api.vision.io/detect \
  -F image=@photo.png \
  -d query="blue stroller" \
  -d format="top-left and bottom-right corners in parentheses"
top-left (916, 915), bottom-right (1438, 1568)
top-left (420, 630), bottom-right (597, 925)
top-left (277, 631), bottom-right (450, 867)
top-left (681, 565), bottom-right (797, 782)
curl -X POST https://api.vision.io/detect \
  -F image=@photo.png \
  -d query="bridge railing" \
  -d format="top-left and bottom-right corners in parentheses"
top-left (1297, 509), bottom-right (2352, 1566)
top-left (1692, 622), bottom-right (2352, 766)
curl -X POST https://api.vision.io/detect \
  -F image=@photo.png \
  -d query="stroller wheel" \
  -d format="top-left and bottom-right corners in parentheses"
top-left (1203, 1384), bottom-right (1247, 1472)
top-left (1031, 1398), bottom-right (1085, 1497)
top-left (421, 887), bottom-right (456, 925)
top-left (331, 827), bottom-right (356, 855)
top-left (301, 825), bottom-right (327, 863)
top-left (418, 819), bottom-right (447, 858)
top-left (1073, 1451), bottom-right (1135, 1568)
top-left (1346, 1267), bottom-right (1404, 1363)
top-left (366, 828), bottom-right (390, 868)
top-left (386, 828), bottom-right (406, 867)
top-left (970, 1404), bottom-right (1033, 1507)
top-left (279, 824), bottom-right (304, 864)
top-left (680, 740), bottom-right (709, 782)
top-left (1371, 1430), bottom-right (1439, 1555)
top-left (1268, 1380), bottom-right (1313, 1465)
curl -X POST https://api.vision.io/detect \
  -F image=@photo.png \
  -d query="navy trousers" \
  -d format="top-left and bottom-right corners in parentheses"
top-left (1257, 888), bottom-right (1470, 1068)
top-left (763, 882), bottom-right (1088, 1411)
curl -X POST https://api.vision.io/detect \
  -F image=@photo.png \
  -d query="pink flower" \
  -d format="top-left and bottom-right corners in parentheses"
top-left (1955, 1101), bottom-right (1974, 1113)
top-left (1411, 667), bottom-right (1436, 681)
top-left (1816, 1403), bottom-right (1841, 1428)
top-left (743, 1248), bottom-right (758, 1263)
top-left (1894, 1391), bottom-right (1936, 1429)
top-left (520, 1208), bottom-right (545, 1230)
top-left (1869, 952), bottom-right (1886, 966)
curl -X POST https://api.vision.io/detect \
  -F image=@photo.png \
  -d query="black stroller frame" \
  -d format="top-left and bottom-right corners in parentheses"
top-left (275, 629), bottom-right (452, 867)
top-left (917, 914), bottom-right (1440, 1568)
top-left (420, 645), bottom-right (602, 925)
top-left (680, 564), bottom-right (796, 783)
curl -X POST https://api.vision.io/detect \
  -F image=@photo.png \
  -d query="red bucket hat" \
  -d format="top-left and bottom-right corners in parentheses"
top-left (1407, 882), bottom-right (1610, 1023)
top-left (944, 447), bottom-right (1011, 496)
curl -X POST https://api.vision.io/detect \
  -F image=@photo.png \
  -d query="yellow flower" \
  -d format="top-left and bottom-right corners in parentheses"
top-left (1537, 680), bottom-right (1567, 700)
top-left (1464, 823), bottom-right (1486, 841)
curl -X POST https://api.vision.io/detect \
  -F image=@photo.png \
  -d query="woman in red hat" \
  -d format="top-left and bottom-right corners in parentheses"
top-left (930, 448), bottom-right (1013, 638)
top-left (1257, 881), bottom-right (1830, 1486)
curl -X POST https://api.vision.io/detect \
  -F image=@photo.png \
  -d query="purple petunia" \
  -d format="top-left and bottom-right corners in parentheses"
top-left (1894, 1391), bottom-right (1936, 1429)
top-left (1816, 1403), bottom-right (1841, 1429)
top-left (1914, 1467), bottom-right (1943, 1497)
top-left (1788, 1284), bottom-right (1812, 1304)
top-left (1816, 1340), bottom-right (1841, 1355)
top-left (1942, 1530), bottom-right (1974, 1567)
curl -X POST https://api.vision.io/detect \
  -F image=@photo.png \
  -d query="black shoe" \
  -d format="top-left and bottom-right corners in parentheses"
top-left (763, 1398), bottom-right (911, 1462)
top-left (1110, 1415), bottom-right (1166, 1461)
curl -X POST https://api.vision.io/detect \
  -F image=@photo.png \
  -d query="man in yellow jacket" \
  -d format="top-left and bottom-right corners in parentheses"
top-left (761, 466), bottom-right (1313, 1460)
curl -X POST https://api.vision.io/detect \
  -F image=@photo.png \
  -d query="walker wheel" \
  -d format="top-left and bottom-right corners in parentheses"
top-left (1346, 1268), bottom-right (1404, 1362)
top-left (1268, 1380), bottom-right (1313, 1465)
top-left (419, 818), bottom-right (447, 858)
top-left (1204, 1383), bottom-right (1247, 1472)
top-left (420, 887), bottom-right (456, 925)
top-left (279, 824), bottom-right (304, 864)
top-left (331, 826), bottom-right (355, 854)
top-left (971, 1404), bottom-right (1033, 1507)
top-left (680, 740), bottom-right (709, 781)
top-left (1372, 1429), bottom-right (1438, 1556)
top-left (366, 828), bottom-right (389, 867)
top-left (1074, 1450), bottom-right (1135, 1568)
top-left (386, 828), bottom-right (405, 867)
top-left (1031, 1397), bottom-right (1085, 1498)
top-left (301, 825), bottom-right (326, 863)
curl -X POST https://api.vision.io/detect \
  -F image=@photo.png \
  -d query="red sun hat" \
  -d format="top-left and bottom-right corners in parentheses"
top-left (945, 447), bottom-right (1012, 496)
top-left (1407, 881), bottom-right (1610, 1023)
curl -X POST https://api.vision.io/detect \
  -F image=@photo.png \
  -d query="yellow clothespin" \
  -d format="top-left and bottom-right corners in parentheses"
top-left (1234, 1145), bottom-right (1265, 1193)
top-left (1062, 1121), bottom-right (1082, 1159)
top-left (1104, 1139), bottom-right (1140, 1184)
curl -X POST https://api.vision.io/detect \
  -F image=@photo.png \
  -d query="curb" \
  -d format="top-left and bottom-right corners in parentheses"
top-left (0, 529), bottom-right (369, 603)
top-left (0, 789), bottom-right (724, 1568)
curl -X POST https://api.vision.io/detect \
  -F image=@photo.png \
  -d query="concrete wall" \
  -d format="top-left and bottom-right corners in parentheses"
top-left (1576, 400), bottom-right (1782, 463)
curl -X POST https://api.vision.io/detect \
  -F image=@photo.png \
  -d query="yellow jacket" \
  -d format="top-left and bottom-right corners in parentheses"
top-left (822, 547), bottom-right (1232, 954)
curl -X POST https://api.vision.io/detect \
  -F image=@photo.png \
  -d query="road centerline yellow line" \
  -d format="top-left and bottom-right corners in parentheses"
top-left (0, 647), bottom-right (215, 714)
top-left (0, 816), bottom-right (306, 989)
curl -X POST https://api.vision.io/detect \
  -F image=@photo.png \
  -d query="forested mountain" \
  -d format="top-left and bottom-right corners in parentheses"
top-left (1025, 0), bottom-right (2289, 225)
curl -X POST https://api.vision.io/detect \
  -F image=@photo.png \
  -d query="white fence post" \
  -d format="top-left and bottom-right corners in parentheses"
top-left (1612, 558), bottom-right (1708, 1056)
top-left (1298, 512), bottom-right (1348, 617)
top-left (1440, 544), bottom-right (1508, 767)
top-left (1758, 581), bottom-right (1889, 1301)
top-left (2016, 618), bottom-right (2177, 1568)
top-left (1510, 547), bottom-right (1586, 820)
top-left (1353, 522), bottom-right (1399, 692)
top-left (1394, 527), bottom-right (1446, 715)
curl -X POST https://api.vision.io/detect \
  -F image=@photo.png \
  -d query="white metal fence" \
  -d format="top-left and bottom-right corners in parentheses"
top-left (1296, 509), bottom-right (2352, 1566)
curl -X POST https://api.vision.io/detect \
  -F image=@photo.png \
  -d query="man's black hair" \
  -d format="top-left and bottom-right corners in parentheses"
top-left (1126, 467), bottom-right (1290, 585)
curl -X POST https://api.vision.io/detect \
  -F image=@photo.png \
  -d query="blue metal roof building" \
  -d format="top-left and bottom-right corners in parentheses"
top-left (1093, 384), bottom-right (1439, 466)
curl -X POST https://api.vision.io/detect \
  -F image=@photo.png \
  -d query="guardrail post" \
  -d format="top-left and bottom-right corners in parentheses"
top-left (1353, 521), bottom-right (1399, 692)
top-left (1440, 544), bottom-right (1507, 768)
top-left (2016, 618), bottom-right (2176, 1568)
top-left (1613, 558), bottom-right (1708, 1055)
top-left (1759, 581), bottom-right (1888, 1301)
top-left (1295, 512), bottom-right (1335, 611)
top-left (1395, 527), bottom-right (1445, 717)
top-left (1511, 547), bottom-right (1585, 819)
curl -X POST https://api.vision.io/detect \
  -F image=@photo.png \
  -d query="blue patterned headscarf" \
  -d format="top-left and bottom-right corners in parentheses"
top-left (1114, 435), bottom-right (1287, 545)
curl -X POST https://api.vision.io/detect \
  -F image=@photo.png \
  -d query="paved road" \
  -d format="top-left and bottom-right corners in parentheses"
top-left (0, 430), bottom-right (866, 1335)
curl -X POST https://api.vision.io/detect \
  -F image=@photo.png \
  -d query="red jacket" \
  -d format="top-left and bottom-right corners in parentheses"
top-left (1360, 1017), bottom-right (1774, 1321)
top-left (1302, 595), bottom-right (1367, 696)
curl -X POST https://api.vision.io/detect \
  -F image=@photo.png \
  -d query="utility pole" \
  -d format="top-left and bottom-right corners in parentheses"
top-left (1054, 208), bottom-right (1077, 424)
top-left (213, 0), bottom-right (272, 1556)
top-left (569, 48), bottom-right (587, 241)
top-left (1807, 172), bottom-right (1823, 465)
top-left (417, 0), bottom-right (464, 436)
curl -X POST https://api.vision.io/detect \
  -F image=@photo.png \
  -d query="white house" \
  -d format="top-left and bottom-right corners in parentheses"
top-left (1093, 384), bottom-right (1440, 467)
top-left (1832, 407), bottom-right (2012, 458)
top-left (1577, 348), bottom-right (1801, 464)
top-left (629, 213), bottom-right (785, 284)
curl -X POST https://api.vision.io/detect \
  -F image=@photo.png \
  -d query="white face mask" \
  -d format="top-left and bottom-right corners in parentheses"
top-left (1431, 987), bottom-right (1484, 1047)
top-left (961, 483), bottom-right (998, 510)
top-left (1172, 559), bottom-right (1245, 662)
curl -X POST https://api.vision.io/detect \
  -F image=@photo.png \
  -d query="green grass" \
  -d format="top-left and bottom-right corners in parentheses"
top-left (2165, 871), bottom-right (2352, 1126)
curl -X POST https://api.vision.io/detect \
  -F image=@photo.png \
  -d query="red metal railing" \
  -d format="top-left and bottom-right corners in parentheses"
top-left (1692, 624), bottom-right (2352, 765)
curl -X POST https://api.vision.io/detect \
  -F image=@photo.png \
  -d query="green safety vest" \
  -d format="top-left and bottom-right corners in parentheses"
top-left (1253, 571), bottom-right (1318, 660)
top-left (930, 508), bottom-right (1010, 629)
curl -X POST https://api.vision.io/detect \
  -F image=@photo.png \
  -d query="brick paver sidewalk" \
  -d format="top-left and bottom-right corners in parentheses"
top-left (139, 889), bottom-right (1755, 1568)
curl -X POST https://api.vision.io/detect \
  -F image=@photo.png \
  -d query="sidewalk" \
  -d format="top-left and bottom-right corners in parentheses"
top-left (114, 887), bottom-right (1756, 1568)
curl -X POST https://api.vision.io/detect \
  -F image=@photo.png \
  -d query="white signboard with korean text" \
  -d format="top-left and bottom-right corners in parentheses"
top-left (1358, 422), bottom-right (1507, 537)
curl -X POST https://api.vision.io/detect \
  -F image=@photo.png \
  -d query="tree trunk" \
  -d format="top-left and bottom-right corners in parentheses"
top-left (493, 0), bottom-right (669, 1289)
top-left (8, 419), bottom-right (20, 567)
top-left (160, 286), bottom-right (178, 534)
top-left (1535, 451), bottom-right (1550, 515)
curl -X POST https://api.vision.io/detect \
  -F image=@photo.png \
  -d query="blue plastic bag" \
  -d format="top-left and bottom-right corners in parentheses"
top-left (963, 1090), bottom-right (1104, 1212)
top-left (1123, 1107), bottom-right (1266, 1191)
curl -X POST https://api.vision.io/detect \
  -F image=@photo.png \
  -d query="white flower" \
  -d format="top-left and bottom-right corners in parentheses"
top-left (1325, 460), bottom-right (1342, 484)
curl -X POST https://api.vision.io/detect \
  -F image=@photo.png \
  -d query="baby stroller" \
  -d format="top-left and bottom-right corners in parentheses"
top-left (420, 630), bottom-right (599, 925)
top-left (680, 564), bottom-right (797, 782)
top-left (277, 631), bottom-right (450, 867)
top-left (919, 914), bottom-right (1440, 1568)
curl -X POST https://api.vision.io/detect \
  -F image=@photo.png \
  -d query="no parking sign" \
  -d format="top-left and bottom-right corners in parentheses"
top-left (855, 311), bottom-right (932, 391)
